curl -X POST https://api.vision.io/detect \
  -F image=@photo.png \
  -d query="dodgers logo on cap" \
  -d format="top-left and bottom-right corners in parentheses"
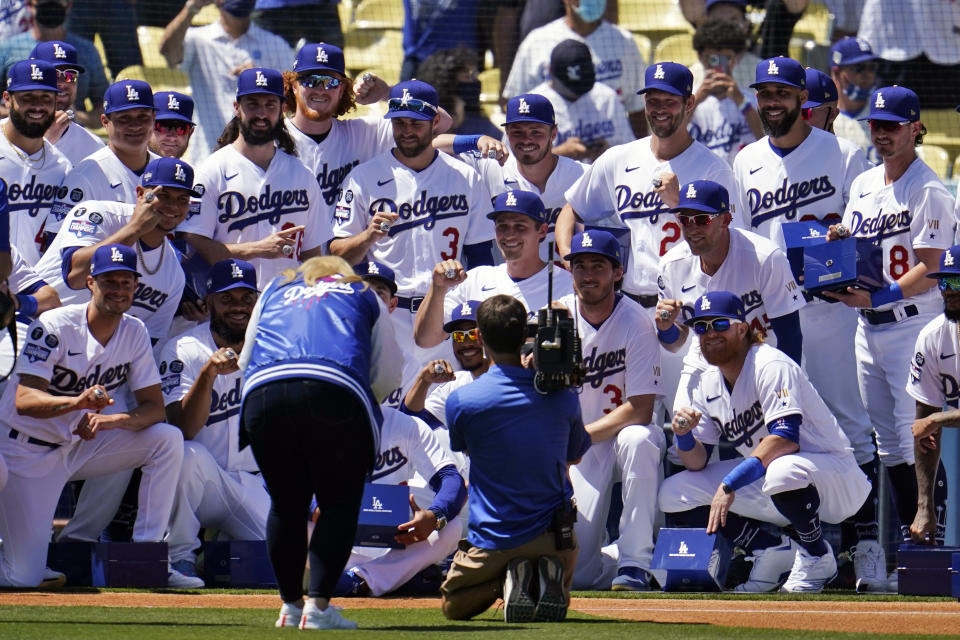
top-left (293, 42), bottom-right (345, 75)
top-left (503, 93), bottom-right (555, 126)
top-left (206, 259), bottom-right (258, 294)
top-left (237, 67), bottom-right (285, 99)
top-left (684, 291), bottom-right (746, 325)
top-left (385, 80), bottom-right (439, 121)
top-left (90, 243), bottom-right (141, 277)
top-left (926, 245), bottom-right (960, 279)
top-left (154, 90), bottom-right (195, 124)
top-left (564, 229), bottom-right (622, 266)
top-left (354, 260), bottom-right (397, 295)
top-left (750, 56), bottom-right (805, 89)
top-left (802, 68), bottom-right (837, 109)
top-left (487, 190), bottom-right (548, 223)
top-left (141, 157), bottom-right (203, 197)
top-left (860, 86), bottom-right (919, 123)
top-left (103, 79), bottom-right (154, 114)
top-left (443, 299), bottom-right (481, 332)
top-left (6, 59), bottom-right (58, 92)
top-left (639, 61), bottom-right (693, 96)
top-left (672, 180), bottom-right (730, 214)
top-left (830, 36), bottom-right (876, 68)
top-left (29, 40), bottom-right (85, 72)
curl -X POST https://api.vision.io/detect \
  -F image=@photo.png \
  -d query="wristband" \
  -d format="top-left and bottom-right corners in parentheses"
top-left (452, 134), bottom-right (482, 155)
top-left (15, 293), bottom-right (37, 317)
top-left (870, 281), bottom-right (903, 308)
top-left (720, 456), bottom-right (766, 492)
top-left (675, 431), bottom-right (696, 451)
top-left (657, 324), bottom-right (680, 344)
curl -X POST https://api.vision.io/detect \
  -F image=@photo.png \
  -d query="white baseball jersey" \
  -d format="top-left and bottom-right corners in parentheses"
top-left (659, 228), bottom-right (805, 366)
top-left (833, 104), bottom-right (879, 166)
top-left (0, 126), bottom-right (71, 264)
top-left (7, 244), bottom-right (43, 294)
top-left (0, 303), bottom-right (159, 444)
top-left (445, 263), bottom-right (574, 325)
top-left (688, 343), bottom-right (853, 456)
top-left (48, 146), bottom-right (160, 236)
top-left (158, 322), bottom-right (256, 472)
top-left (504, 18), bottom-right (646, 114)
top-left (53, 122), bottom-right (106, 167)
top-left (565, 137), bottom-right (743, 296)
top-left (423, 370), bottom-right (475, 427)
top-left (530, 81), bottom-right (634, 150)
top-left (33, 200), bottom-right (185, 344)
top-left (842, 158), bottom-right (955, 314)
top-left (334, 150), bottom-right (494, 298)
top-left (559, 293), bottom-right (660, 421)
top-left (372, 407), bottom-right (458, 484)
top-left (908, 314), bottom-right (960, 409)
top-left (179, 144), bottom-right (330, 289)
top-left (688, 94), bottom-right (757, 166)
top-left (733, 126), bottom-right (871, 246)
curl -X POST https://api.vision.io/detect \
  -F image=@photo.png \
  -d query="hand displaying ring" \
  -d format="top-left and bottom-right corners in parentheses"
top-left (676, 417), bottom-right (689, 428)
top-left (144, 191), bottom-right (156, 203)
top-left (658, 309), bottom-right (671, 320)
top-left (281, 244), bottom-right (294, 256)
top-left (379, 221), bottom-right (390, 233)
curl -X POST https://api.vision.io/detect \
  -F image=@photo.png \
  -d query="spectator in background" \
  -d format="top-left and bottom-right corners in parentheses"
top-left (401, 0), bottom-right (478, 82)
top-left (830, 36), bottom-right (879, 164)
top-left (681, 0), bottom-right (762, 90)
top-left (416, 47), bottom-right (501, 139)
top-left (159, 0), bottom-right (292, 164)
top-left (66, 0), bottom-right (141, 77)
top-left (531, 39), bottom-right (632, 163)
top-left (253, 0), bottom-right (344, 49)
top-left (0, 0), bottom-right (108, 128)
top-left (505, 0), bottom-right (647, 139)
top-left (0, 0), bottom-right (30, 41)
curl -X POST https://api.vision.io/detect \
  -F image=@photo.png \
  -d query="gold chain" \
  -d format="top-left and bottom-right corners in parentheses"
top-left (135, 239), bottom-right (165, 276)
top-left (3, 128), bottom-right (46, 168)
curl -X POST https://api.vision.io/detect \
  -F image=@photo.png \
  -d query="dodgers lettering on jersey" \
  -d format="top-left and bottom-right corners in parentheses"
top-left (581, 345), bottom-right (627, 389)
top-left (366, 190), bottom-right (470, 232)
top-left (318, 159), bottom-right (359, 206)
top-left (5, 174), bottom-right (68, 219)
top-left (721, 399), bottom-right (766, 448)
top-left (747, 176), bottom-right (838, 228)
top-left (49, 361), bottom-right (131, 396)
top-left (216, 185), bottom-right (311, 232)
top-left (372, 407), bottom-right (459, 485)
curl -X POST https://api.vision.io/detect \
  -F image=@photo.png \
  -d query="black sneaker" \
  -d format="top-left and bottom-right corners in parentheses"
top-left (534, 556), bottom-right (567, 622)
top-left (503, 558), bottom-right (536, 623)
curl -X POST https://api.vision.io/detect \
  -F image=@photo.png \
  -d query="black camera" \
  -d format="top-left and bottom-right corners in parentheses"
top-left (552, 498), bottom-right (577, 550)
top-left (533, 305), bottom-right (583, 394)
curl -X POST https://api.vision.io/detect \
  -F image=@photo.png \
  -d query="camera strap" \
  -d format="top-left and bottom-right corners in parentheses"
top-left (0, 317), bottom-right (17, 384)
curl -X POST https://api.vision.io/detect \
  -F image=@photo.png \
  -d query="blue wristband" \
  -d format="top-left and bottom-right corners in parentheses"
top-left (452, 134), bottom-right (482, 154)
top-left (657, 324), bottom-right (680, 344)
top-left (721, 456), bottom-right (766, 492)
top-left (675, 431), bottom-right (696, 451)
top-left (870, 281), bottom-right (903, 308)
top-left (15, 294), bottom-right (37, 317)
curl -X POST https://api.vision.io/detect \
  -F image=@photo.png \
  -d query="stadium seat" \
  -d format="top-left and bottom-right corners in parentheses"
top-left (619, 0), bottom-right (693, 41)
top-left (137, 26), bottom-right (166, 66)
top-left (652, 33), bottom-right (697, 68)
top-left (115, 65), bottom-right (191, 94)
top-left (352, 0), bottom-right (404, 30)
top-left (479, 67), bottom-right (500, 104)
top-left (792, 1), bottom-right (833, 46)
top-left (92, 34), bottom-right (112, 82)
top-left (921, 109), bottom-right (960, 159)
top-left (344, 29), bottom-right (403, 83)
top-left (633, 33), bottom-right (652, 65)
top-left (917, 145), bottom-right (951, 181)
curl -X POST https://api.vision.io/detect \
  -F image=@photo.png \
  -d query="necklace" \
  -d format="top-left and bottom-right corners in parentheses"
top-left (3, 127), bottom-right (46, 168)
top-left (136, 239), bottom-right (166, 275)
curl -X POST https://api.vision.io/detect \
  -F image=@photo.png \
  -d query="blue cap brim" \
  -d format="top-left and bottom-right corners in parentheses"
top-left (384, 110), bottom-right (434, 121)
top-left (563, 248), bottom-right (620, 266)
top-left (671, 203), bottom-right (724, 214)
top-left (639, 82), bottom-right (686, 96)
top-left (156, 112), bottom-right (196, 125)
top-left (93, 265), bottom-right (141, 278)
top-left (486, 209), bottom-right (545, 222)
top-left (8, 83), bottom-right (57, 92)
top-left (926, 270), bottom-right (960, 279)
top-left (209, 281), bottom-right (259, 294)
top-left (682, 311), bottom-right (740, 326)
top-left (296, 64), bottom-right (344, 75)
top-left (502, 115), bottom-right (554, 126)
top-left (858, 112), bottom-right (911, 122)
top-left (143, 181), bottom-right (203, 198)
top-left (833, 52), bottom-right (876, 67)
top-left (105, 103), bottom-right (156, 114)
top-left (360, 274), bottom-right (397, 295)
top-left (237, 89), bottom-right (285, 99)
top-left (749, 78), bottom-right (804, 89)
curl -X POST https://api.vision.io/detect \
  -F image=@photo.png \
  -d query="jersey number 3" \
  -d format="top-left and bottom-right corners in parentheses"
top-left (440, 227), bottom-right (460, 260)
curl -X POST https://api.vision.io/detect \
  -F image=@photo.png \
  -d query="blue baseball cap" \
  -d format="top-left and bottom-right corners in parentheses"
top-left (154, 91), bottom-right (195, 125)
top-left (29, 40), bottom-right (84, 73)
top-left (639, 62), bottom-right (693, 96)
top-left (385, 80), bottom-right (439, 121)
top-left (860, 86), bottom-right (920, 122)
top-left (830, 37), bottom-right (877, 68)
top-left (6, 59), bottom-right (58, 92)
top-left (293, 42), bottom-right (345, 76)
top-left (684, 291), bottom-right (745, 324)
top-left (672, 180), bottom-right (730, 214)
top-left (564, 229), bottom-right (621, 267)
top-left (926, 246), bottom-right (960, 279)
top-left (236, 67), bottom-right (285, 99)
top-left (443, 299), bottom-right (481, 332)
top-left (802, 68), bottom-right (837, 108)
top-left (354, 260), bottom-right (397, 295)
top-left (750, 57), bottom-right (806, 89)
top-left (487, 190), bottom-right (548, 224)
top-left (104, 79), bottom-right (154, 114)
top-left (503, 93), bottom-right (556, 126)
top-left (206, 259), bottom-right (258, 294)
top-left (90, 244), bottom-right (141, 277)
top-left (141, 157), bottom-right (203, 197)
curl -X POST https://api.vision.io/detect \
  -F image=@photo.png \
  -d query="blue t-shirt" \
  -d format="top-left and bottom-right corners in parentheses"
top-left (446, 364), bottom-right (590, 550)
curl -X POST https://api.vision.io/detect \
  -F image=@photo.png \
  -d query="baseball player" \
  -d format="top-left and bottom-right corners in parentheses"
top-left (160, 258), bottom-right (267, 588)
top-left (801, 68), bottom-right (840, 134)
top-left (334, 406), bottom-right (466, 597)
top-left (413, 190), bottom-right (573, 350)
top-left (351, 260), bottom-right (405, 408)
top-left (178, 67), bottom-right (329, 290)
top-left (733, 56), bottom-right (883, 590)
top-left (0, 243), bottom-right (184, 588)
top-left (48, 79), bottom-right (159, 238)
top-left (829, 37), bottom-right (881, 165)
top-left (28, 41), bottom-right (104, 165)
top-left (906, 246), bottom-right (960, 546)
top-left (659, 291), bottom-right (871, 593)
top-left (824, 87), bottom-right (954, 582)
top-left (0, 59), bottom-right (71, 264)
top-left (557, 230), bottom-right (664, 591)
top-left (149, 91), bottom-right (195, 159)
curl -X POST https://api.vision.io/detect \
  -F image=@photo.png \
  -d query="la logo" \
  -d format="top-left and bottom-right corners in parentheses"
top-left (174, 163), bottom-right (186, 182)
top-left (255, 71), bottom-right (268, 87)
top-left (400, 88), bottom-right (412, 106)
top-left (505, 191), bottom-right (517, 207)
top-left (685, 183), bottom-right (697, 199)
top-left (53, 43), bottom-right (66, 59)
top-left (700, 295), bottom-right (711, 311)
top-left (126, 84), bottom-right (139, 101)
top-left (567, 65), bottom-right (581, 80)
top-left (316, 47), bottom-right (328, 63)
top-left (231, 262), bottom-right (244, 279)
top-left (517, 97), bottom-right (530, 114)
top-left (946, 252), bottom-right (955, 267)
top-left (581, 232), bottom-right (593, 248)
top-left (653, 64), bottom-right (665, 80)
top-left (367, 261), bottom-right (379, 274)
top-left (167, 93), bottom-right (180, 111)
top-left (460, 302), bottom-right (471, 316)
top-left (874, 92), bottom-right (885, 109)
top-left (30, 64), bottom-right (43, 81)
top-left (767, 59), bottom-right (779, 75)
top-left (111, 247), bottom-right (124, 263)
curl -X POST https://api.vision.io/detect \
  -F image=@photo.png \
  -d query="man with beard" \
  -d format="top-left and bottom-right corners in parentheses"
top-left (29, 41), bottom-right (104, 165)
top-left (659, 291), bottom-right (871, 593)
top-left (0, 59), bottom-right (70, 265)
top-left (47, 79), bottom-right (159, 240)
top-left (149, 91), bottom-right (195, 160)
top-left (178, 67), bottom-right (328, 291)
top-left (159, 258), bottom-right (267, 588)
top-left (731, 56), bottom-right (883, 591)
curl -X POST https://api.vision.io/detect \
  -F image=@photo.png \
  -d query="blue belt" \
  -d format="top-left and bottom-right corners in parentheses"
top-left (9, 428), bottom-right (60, 449)
top-left (860, 304), bottom-right (918, 326)
top-left (396, 296), bottom-right (424, 313)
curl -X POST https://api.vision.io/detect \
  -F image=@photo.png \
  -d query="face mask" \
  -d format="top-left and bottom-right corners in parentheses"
top-left (457, 81), bottom-right (481, 109)
top-left (843, 82), bottom-right (872, 103)
top-left (34, 2), bottom-right (67, 28)
top-left (574, 0), bottom-right (606, 24)
top-left (221, 0), bottom-right (256, 18)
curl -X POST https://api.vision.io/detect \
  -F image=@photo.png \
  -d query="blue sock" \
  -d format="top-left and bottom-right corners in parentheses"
top-left (770, 485), bottom-right (828, 556)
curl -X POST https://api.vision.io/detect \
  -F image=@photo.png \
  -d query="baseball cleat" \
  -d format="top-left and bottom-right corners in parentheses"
top-left (886, 569), bottom-right (898, 593)
top-left (275, 601), bottom-right (303, 628)
top-left (38, 567), bottom-right (66, 589)
top-left (503, 557), bottom-right (536, 623)
top-left (167, 560), bottom-right (205, 589)
top-left (333, 570), bottom-right (370, 597)
top-left (610, 566), bottom-right (656, 591)
top-left (534, 556), bottom-right (567, 622)
top-left (299, 602), bottom-right (358, 630)
top-left (733, 535), bottom-right (797, 592)
top-left (781, 541), bottom-right (837, 593)
top-left (853, 540), bottom-right (890, 593)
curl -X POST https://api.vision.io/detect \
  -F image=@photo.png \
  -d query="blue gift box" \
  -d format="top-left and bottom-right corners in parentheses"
top-left (803, 237), bottom-right (884, 301)
top-left (354, 483), bottom-right (409, 549)
top-left (91, 542), bottom-right (168, 587)
top-left (203, 540), bottom-right (277, 588)
top-left (650, 528), bottom-right (731, 592)
top-left (781, 220), bottom-right (831, 283)
top-left (897, 544), bottom-right (959, 596)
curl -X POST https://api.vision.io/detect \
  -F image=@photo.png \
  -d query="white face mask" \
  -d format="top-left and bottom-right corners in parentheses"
top-left (574, 0), bottom-right (606, 23)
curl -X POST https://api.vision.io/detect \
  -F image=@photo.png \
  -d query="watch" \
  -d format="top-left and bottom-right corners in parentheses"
top-left (721, 483), bottom-right (734, 495)
top-left (428, 508), bottom-right (447, 531)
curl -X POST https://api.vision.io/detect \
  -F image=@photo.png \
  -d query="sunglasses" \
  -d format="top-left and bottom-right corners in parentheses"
top-left (387, 97), bottom-right (437, 117)
top-left (298, 74), bottom-right (342, 90)
top-left (451, 328), bottom-right (479, 343)
top-left (868, 119), bottom-right (911, 133)
top-left (56, 68), bottom-right (79, 84)
top-left (691, 318), bottom-right (740, 335)
top-left (676, 212), bottom-right (723, 227)
top-left (154, 121), bottom-right (193, 136)
top-left (939, 276), bottom-right (960, 291)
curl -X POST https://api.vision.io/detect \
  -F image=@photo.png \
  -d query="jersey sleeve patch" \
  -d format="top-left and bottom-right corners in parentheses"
top-left (23, 344), bottom-right (51, 363)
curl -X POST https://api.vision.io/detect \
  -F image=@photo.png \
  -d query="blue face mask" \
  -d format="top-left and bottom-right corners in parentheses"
top-left (574, 0), bottom-right (606, 23)
top-left (843, 82), bottom-right (873, 103)
top-left (221, 0), bottom-right (256, 18)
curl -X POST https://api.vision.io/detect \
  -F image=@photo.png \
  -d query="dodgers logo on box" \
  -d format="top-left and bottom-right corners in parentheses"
top-left (354, 483), bottom-right (409, 549)
top-left (650, 528), bottom-right (731, 591)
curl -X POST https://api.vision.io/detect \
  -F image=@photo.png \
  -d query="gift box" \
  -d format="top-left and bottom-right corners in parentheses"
top-left (91, 542), bottom-right (168, 587)
top-left (47, 541), bottom-right (94, 586)
top-left (781, 220), bottom-right (831, 283)
top-left (650, 528), bottom-right (731, 592)
top-left (803, 237), bottom-right (884, 301)
top-left (896, 544), bottom-right (959, 596)
top-left (203, 540), bottom-right (276, 588)
top-left (354, 483), bottom-right (409, 549)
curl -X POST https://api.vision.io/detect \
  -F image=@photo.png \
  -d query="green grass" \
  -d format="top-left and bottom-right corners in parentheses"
top-left (0, 606), bottom-right (958, 639)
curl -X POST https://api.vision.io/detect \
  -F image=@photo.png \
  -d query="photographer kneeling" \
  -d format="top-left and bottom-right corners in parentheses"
top-left (441, 295), bottom-right (590, 623)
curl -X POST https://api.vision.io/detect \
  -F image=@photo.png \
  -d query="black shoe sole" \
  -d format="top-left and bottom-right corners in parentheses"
top-left (534, 556), bottom-right (567, 622)
top-left (504, 558), bottom-right (537, 623)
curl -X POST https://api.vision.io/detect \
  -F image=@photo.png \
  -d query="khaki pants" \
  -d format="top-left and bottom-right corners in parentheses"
top-left (440, 529), bottom-right (578, 620)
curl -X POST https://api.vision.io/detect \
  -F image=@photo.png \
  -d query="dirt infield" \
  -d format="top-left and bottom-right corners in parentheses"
top-left (2, 592), bottom-right (960, 635)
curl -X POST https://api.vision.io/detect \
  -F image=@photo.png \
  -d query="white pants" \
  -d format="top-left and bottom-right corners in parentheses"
top-left (659, 452), bottom-right (870, 526)
top-left (570, 423), bottom-right (665, 589)
top-left (167, 442), bottom-right (270, 563)
top-left (0, 423), bottom-right (183, 587)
